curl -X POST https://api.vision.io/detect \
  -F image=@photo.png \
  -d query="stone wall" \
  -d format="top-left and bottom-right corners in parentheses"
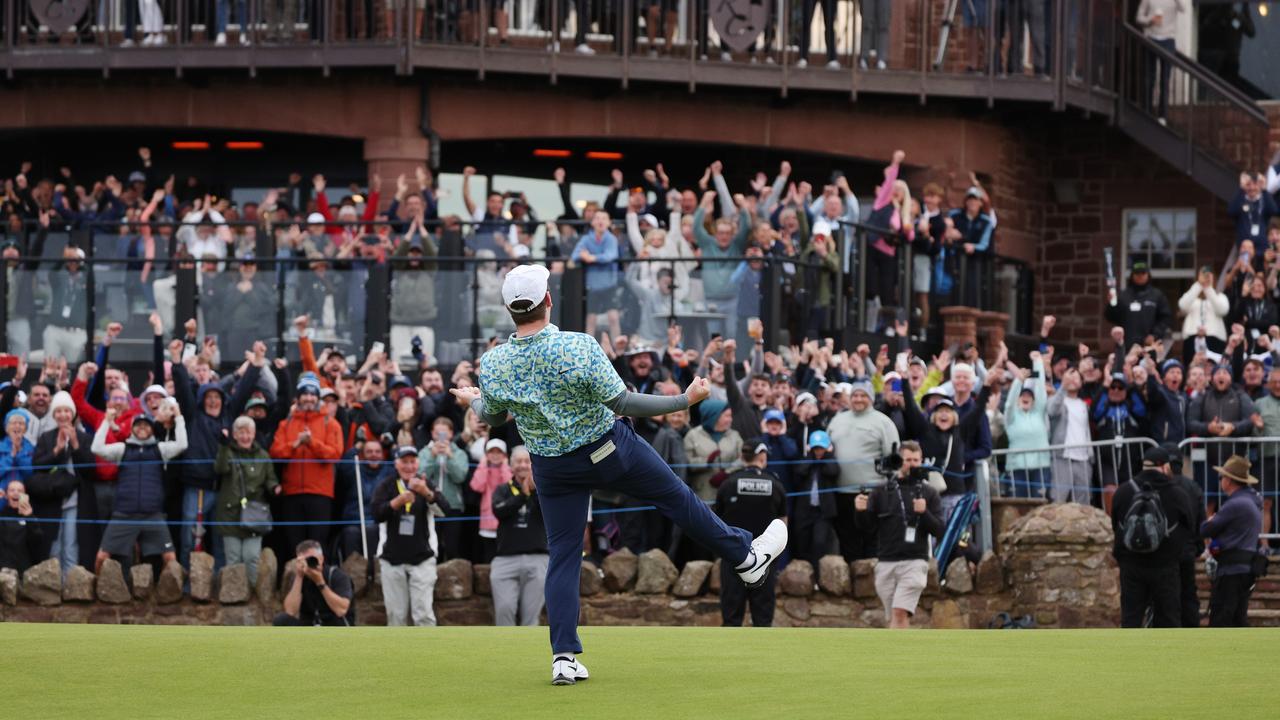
top-left (0, 505), bottom-right (1117, 629)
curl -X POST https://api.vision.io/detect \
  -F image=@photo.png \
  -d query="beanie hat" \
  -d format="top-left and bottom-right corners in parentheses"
top-left (50, 391), bottom-right (76, 419)
top-left (699, 398), bottom-right (729, 433)
top-left (297, 372), bottom-right (322, 396)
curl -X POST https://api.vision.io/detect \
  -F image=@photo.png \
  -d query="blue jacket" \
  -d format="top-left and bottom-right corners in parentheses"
top-left (754, 433), bottom-right (801, 492)
top-left (572, 231), bottom-right (620, 291)
top-left (1150, 383), bottom-right (1188, 444)
top-left (173, 365), bottom-right (260, 490)
top-left (0, 437), bottom-right (34, 493)
top-left (115, 442), bottom-right (167, 515)
top-left (337, 448), bottom-right (396, 524)
top-left (948, 208), bottom-right (995, 253)
top-left (731, 261), bottom-right (763, 317)
top-left (1228, 189), bottom-right (1277, 246)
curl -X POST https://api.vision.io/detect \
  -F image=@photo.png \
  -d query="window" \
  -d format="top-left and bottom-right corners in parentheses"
top-left (1122, 208), bottom-right (1197, 336)
top-left (1122, 208), bottom-right (1197, 277)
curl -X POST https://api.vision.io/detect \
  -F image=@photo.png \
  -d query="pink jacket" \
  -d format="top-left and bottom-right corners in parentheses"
top-left (470, 462), bottom-right (513, 533)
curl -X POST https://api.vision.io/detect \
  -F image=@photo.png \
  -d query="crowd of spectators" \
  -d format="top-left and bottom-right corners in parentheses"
top-left (17, 0), bottom-right (1064, 80)
top-left (1, 142), bottom-right (1277, 628)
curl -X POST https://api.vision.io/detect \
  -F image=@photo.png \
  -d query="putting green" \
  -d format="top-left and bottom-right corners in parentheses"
top-left (3, 624), bottom-right (1273, 719)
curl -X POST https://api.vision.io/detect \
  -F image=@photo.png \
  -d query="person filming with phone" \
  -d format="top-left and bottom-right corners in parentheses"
top-left (0, 480), bottom-right (43, 573)
top-left (274, 539), bottom-right (355, 627)
top-left (854, 441), bottom-right (944, 629)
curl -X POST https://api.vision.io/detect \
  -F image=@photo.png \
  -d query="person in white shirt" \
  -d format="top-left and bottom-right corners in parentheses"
top-left (1047, 366), bottom-right (1093, 505)
top-left (1136, 0), bottom-right (1185, 119)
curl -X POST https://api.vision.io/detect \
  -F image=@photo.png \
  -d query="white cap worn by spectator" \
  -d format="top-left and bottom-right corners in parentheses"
top-left (306, 212), bottom-right (326, 225)
top-left (811, 219), bottom-right (832, 237)
top-left (485, 438), bottom-right (508, 455)
top-left (639, 213), bottom-right (659, 228)
top-left (502, 264), bottom-right (551, 311)
top-left (795, 391), bottom-right (817, 407)
top-left (835, 382), bottom-right (854, 396)
top-left (142, 384), bottom-right (168, 400)
top-left (849, 379), bottom-right (874, 397)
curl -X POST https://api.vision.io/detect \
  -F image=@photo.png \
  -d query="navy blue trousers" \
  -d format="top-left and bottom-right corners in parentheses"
top-left (532, 419), bottom-right (754, 654)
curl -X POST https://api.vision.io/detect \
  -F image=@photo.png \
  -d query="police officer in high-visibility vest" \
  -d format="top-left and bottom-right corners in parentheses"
top-left (714, 442), bottom-right (788, 627)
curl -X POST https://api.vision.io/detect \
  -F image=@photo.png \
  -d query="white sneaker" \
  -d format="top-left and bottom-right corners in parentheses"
top-left (552, 655), bottom-right (589, 686)
top-left (121, 38), bottom-right (136, 47)
top-left (764, 55), bottom-right (775, 65)
top-left (720, 50), bottom-right (732, 62)
top-left (575, 43), bottom-right (595, 55)
top-left (876, 59), bottom-right (887, 70)
top-left (858, 57), bottom-right (868, 70)
top-left (795, 58), bottom-right (807, 69)
top-left (240, 33), bottom-right (250, 46)
top-left (215, 32), bottom-right (227, 46)
top-left (826, 59), bottom-right (841, 70)
top-left (736, 519), bottom-right (788, 589)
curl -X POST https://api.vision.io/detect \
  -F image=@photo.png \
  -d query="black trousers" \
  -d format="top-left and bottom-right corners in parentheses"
top-left (1209, 573), bottom-right (1254, 627)
top-left (1178, 558), bottom-right (1201, 628)
top-left (1119, 562), bottom-right (1181, 628)
top-left (789, 502), bottom-right (835, 569)
top-left (273, 611), bottom-right (348, 627)
top-left (719, 556), bottom-right (777, 627)
top-left (833, 494), bottom-right (874, 561)
top-left (800, 0), bottom-right (837, 62)
top-left (281, 493), bottom-right (333, 556)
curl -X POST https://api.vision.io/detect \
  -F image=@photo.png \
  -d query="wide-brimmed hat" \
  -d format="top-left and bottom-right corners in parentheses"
top-left (1213, 455), bottom-right (1258, 485)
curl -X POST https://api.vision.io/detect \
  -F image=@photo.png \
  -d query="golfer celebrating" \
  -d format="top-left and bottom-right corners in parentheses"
top-left (452, 265), bottom-right (787, 686)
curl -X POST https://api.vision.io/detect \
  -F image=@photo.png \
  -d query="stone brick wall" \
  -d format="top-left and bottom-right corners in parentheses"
top-left (0, 505), bottom-right (1118, 630)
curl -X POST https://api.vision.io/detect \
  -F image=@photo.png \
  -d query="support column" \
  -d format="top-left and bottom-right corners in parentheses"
top-left (363, 136), bottom-right (430, 212)
top-left (939, 306), bottom-right (979, 350)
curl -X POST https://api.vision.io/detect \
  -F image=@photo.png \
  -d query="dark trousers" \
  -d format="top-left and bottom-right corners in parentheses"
top-left (866, 248), bottom-right (899, 308)
top-left (437, 508), bottom-right (465, 562)
top-left (273, 611), bottom-right (348, 627)
top-left (833, 493), bottom-right (873, 561)
top-left (789, 502), bottom-right (834, 568)
top-left (1119, 562), bottom-right (1181, 628)
top-left (533, 419), bottom-right (753, 654)
top-left (719, 557), bottom-right (777, 627)
top-left (281, 493), bottom-right (332, 555)
top-left (800, 0), bottom-right (837, 62)
top-left (1179, 558), bottom-right (1201, 628)
top-left (1209, 572), bottom-right (1254, 627)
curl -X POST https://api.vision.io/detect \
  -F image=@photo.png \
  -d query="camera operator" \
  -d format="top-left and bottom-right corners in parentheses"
top-left (274, 539), bottom-right (355, 627)
top-left (713, 443), bottom-right (787, 628)
top-left (371, 446), bottom-right (451, 627)
top-left (854, 441), bottom-right (944, 629)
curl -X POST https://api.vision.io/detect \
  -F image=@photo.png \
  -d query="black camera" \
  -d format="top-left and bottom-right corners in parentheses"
top-left (906, 466), bottom-right (929, 484)
top-left (879, 451), bottom-right (903, 478)
top-left (305, 556), bottom-right (320, 569)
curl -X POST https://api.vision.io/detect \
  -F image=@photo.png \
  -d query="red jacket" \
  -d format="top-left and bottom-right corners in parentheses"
top-left (72, 378), bottom-right (138, 483)
top-left (270, 409), bottom-right (344, 497)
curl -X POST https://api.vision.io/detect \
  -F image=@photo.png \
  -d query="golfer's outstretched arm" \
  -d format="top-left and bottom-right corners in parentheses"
top-left (605, 377), bottom-right (712, 418)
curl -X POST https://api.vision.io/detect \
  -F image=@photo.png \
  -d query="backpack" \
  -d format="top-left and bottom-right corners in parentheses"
top-left (1120, 480), bottom-right (1173, 553)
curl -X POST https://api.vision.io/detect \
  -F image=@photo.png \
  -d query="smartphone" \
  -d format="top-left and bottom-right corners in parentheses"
top-left (370, 341), bottom-right (385, 356)
top-left (182, 342), bottom-right (197, 362)
top-left (18, 492), bottom-right (29, 505)
top-left (891, 379), bottom-right (903, 393)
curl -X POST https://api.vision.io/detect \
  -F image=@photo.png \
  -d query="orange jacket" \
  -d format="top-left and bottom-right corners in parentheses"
top-left (270, 409), bottom-right (344, 497)
top-left (298, 336), bottom-right (337, 390)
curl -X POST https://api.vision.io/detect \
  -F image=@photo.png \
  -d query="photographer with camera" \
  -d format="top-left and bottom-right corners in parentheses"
top-left (0, 480), bottom-right (43, 572)
top-left (371, 446), bottom-right (451, 626)
top-left (854, 441), bottom-right (944, 629)
top-left (274, 539), bottom-right (355, 627)
top-left (714, 442), bottom-right (788, 628)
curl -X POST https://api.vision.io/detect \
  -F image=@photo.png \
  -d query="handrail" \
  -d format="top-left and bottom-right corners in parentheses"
top-left (1119, 23), bottom-right (1266, 123)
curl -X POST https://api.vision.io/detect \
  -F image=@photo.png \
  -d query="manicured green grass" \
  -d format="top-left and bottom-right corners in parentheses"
top-left (3, 624), bottom-right (1275, 719)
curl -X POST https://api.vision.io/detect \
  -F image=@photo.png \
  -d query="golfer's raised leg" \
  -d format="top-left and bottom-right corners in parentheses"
top-left (536, 487), bottom-right (591, 657)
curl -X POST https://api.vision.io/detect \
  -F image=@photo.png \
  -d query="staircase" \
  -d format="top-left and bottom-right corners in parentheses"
top-left (1114, 25), bottom-right (1270, 202)
top-left (1194, 561), bottom-right (1280, 627)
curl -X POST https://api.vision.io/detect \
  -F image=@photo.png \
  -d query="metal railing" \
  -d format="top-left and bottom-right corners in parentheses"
top-left (987, 438), bottom-right (1161, 502)
top-left (0, 0), bottom-right (1118, 116)
top-left (1116, 22), bottom-right (1270, 201)
top-left (1177, 436), bottom-right (1280, 541)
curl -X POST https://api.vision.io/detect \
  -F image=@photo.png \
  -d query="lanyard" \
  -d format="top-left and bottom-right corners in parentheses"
top-left (396, 478), bottom-right (412, 513)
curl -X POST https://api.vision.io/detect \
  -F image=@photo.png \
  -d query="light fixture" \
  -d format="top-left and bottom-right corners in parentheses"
top-left (225, 141), bottom-right (264, 150)
top-left (1261, 3), bottom-right (1269, 17)
top-left (585, 151), bottom-right (623, 160)
top-left (171, 141), bottom-right (210, 150)
top-left (533, 148), bottom-right (572, 158)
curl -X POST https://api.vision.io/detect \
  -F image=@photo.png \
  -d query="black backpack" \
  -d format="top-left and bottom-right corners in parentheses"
top-left (1120, 480), bottom-right (1174, 553)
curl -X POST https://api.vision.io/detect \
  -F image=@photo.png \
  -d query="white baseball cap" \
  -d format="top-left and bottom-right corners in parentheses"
top-left (502, 264), bottom-right (550, 311)
top-left (811, 219), bottom-right (832, 237)
top-left (485, 438), bottom-right (508, 454)
top-left (306, 212), bottom-right (326, 224)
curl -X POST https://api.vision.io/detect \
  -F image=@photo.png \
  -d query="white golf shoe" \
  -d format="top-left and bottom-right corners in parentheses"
top-left (736, 519), bottom-right (788, 589)
top-left (552, 655), bottom-right (589, 686)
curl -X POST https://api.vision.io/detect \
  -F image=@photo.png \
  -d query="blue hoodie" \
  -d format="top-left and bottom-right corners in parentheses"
top-left (173, 364), bottom-right (261, 490)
